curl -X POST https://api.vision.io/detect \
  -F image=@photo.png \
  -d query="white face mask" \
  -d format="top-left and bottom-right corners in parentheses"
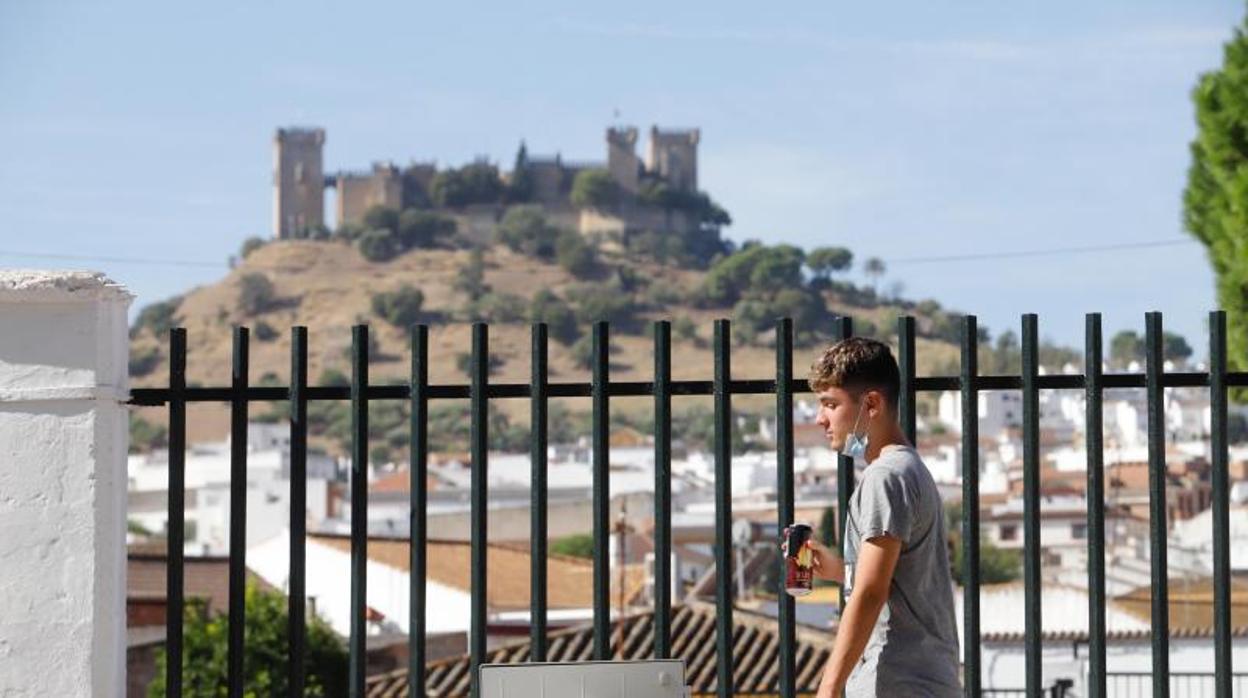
top-left (842, 398), bottom-right (869, 459)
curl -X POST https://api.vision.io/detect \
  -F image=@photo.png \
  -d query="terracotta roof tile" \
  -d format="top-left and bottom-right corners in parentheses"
top-left (365, 601), bottom-right (831, 697)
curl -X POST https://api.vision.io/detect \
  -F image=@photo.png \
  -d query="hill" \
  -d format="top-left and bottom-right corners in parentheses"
top-left (128, 239), bottom-right (968, 449)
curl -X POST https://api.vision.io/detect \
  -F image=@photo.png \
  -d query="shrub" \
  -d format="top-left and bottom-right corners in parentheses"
top-left (555, 230), bottom-right (596, 278)
top-left (371, 285), bottom-right (425, 327)
top-left (357, 228), bottom-right (399, 262)
top-left (529, 290), bottom-right (579, 345)
top-left (253, 321), bottom-right (279, 342)
top-left (238, 273), bottom-right (276, 315)
top-left (132, 296), bottom-right (181, 338)
top-left (129, 346), bottom-right (161, 377)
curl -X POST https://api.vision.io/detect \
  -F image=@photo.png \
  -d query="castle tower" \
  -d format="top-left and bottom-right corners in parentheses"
top-left (273, 127), bottom-right (326, 238)
top-left (606, 127), bottom-right (640, 194)
top-left (647, 127), bottom-right (700, 192)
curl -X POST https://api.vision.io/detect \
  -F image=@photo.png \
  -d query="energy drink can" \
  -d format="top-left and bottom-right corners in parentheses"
top-left (783, 522), bottom-right (814, 597)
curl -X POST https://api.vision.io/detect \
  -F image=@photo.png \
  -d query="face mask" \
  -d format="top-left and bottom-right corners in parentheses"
top-left (842, 398), bottom-right (869, 459)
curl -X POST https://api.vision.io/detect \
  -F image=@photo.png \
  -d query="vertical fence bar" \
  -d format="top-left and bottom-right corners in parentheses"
top-left (165, 328), bottom-right (187, 698)
top-left (470, 323), bottom-right (488, 698)
top-left (1021, 314), bottom-right (1041, 696)
top-left (1145, 312), bottom-right (1170, 698)
top-left (591, 322), bottom-right (611, 659)
top-left (228, 327), bottom-right (249, 698)
top-left (898, 316), bottom-right (917, 443)
top-left (653, 321), bottom-right (673, 659)
top-left (775, 318), bottom-right (796, 698)
top-left (349, 325), bottom-right (369, 698)
top-left (288, 327), bottom-right (308, 697)
top-left (1209, 311), bottom-right (1231, 698)
top-left (960, 316), bottom-right (981, 698)
top-left (713, 319), bottom-right (734, 698)
top-left (409, 325), bottom-right (428, 696)
top-left (1085, 314), bottom-right (1106, 698)
top-left (530, 323), bottom-right (549, 660)
top-left (834, 316), bottom-right (854, 610)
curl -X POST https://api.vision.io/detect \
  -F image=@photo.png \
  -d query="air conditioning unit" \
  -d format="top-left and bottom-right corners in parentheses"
top-left (479, 659), bottom-right (691, 698)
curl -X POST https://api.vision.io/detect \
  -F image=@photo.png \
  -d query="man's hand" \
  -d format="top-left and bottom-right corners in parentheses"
top-left (781, 534), bottom-right (844, 583)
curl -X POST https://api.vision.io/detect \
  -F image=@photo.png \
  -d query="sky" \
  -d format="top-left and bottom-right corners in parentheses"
top-left (1, 1), bottom-right (1243, 358)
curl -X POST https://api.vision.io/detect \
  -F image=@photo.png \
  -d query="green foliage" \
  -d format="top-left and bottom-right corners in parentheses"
top-left (673, 405), bottom-right (747, 455)
top-left (133, 296), bottom-right (182, 339)
top-left (529, 290), bottom-right (579, 345)
top-left (639, 182), bottom-right (732, 227)
top-left (431, 161), bottom-right (503, 208)
top-left (147, 584), bottom-right (347, 698)
top-left (570, 169), bottom-right (619, 210)
top-left (551, 533), bottom-right (595, 559)
top-left (702, 244), bottom-right (806, 306)
top-left (506, 142), bottom-right (534, 204)
top-left (356, 228), bottom-right (399, 262)
top-left (318, 368), bottom-right (350, 387)
top-left (238, 273), bottom-right (277, 315)
top-left (397, 209), bottom-right (456, 249)
top-left (454, 248), bottom-right (489, 302)
top-left (254, 321), bottom-right (279, 342)
top-left (456, 351), bottom-right (505, 377)
top-left (1109, 329), bottom-right (1194, 368)
top-left (571, 284), bottom-right (638, 329)
top-left (1185, 18), bottom-right (1248, 391)
top-left (495, 206), bottom-right (562, 259)
top-left (371, 285), bottom-right (425, 328)
top-left (819, 506), bottom-right (837, 548)
top-left (672, 316), bottom-right (699, 345)
top-left (130, 415), bottom-right (167, 453)
top-left (806, 246), bottom-right (853, 279)
top-left (950, 540), bottom-right (1022, 585)
top-left (471, 292), bottom-right (527, 323)
top-left (129, 346), bottom-right (162, 377)
top-left (555, 230), bottom-right (597, 278)
top-left (362, 205), bottom-right (400, 234)
top-left (239, 236), bottom-right (266, 260)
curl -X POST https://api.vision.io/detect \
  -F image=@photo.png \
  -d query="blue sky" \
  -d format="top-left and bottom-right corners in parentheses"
top-left (1, 1), bottom-right (1242, 357)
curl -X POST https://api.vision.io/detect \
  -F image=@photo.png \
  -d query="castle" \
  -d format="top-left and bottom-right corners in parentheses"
top-left (272, 125), bottom-right (702, 241)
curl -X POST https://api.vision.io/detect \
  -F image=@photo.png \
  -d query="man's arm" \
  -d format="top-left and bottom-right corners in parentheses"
top-left (816, 535), bottom-right (902, 698)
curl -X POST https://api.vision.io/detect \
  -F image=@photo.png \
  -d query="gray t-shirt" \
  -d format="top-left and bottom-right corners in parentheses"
top-left (842, 444), bottom-right (961, 697)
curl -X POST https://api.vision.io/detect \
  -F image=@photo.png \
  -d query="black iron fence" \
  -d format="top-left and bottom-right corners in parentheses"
top-left (129, 311), bottom-right (1242, 698)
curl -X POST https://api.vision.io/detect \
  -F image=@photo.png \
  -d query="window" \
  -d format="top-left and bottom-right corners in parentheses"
top-left (999, 524), bottom-right (1018, 541)
top-left (1071, 523), bottom-right (1087, 540)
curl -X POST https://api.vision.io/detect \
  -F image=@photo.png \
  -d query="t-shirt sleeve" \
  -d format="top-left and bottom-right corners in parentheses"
top-left (856, 467), bottom-right (915, 546)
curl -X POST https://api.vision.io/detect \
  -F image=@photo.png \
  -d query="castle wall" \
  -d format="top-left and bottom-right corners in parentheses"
top-left (606, 127), bottom-right (640, 194)
top-left (273, 128), bottom-right (325, 238)
top-left (336, 164), bottom-right (402, 228)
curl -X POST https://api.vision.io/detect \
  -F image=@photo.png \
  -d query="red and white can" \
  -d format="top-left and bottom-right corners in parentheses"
top-left (783, 523), bottom-right (814, 597)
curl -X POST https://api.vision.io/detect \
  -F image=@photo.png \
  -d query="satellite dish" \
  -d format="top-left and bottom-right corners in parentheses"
top-left (732, 519), bottom-right (755, 546)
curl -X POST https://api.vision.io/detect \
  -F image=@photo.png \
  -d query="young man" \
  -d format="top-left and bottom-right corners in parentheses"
top-left (802, 337), bottom-right (961, 698)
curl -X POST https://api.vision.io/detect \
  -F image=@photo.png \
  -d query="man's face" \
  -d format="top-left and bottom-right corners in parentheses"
top-left (814, 385), bottom-right (864, 452)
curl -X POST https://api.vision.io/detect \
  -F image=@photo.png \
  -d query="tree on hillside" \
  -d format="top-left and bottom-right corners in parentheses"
top-left (495, 206), bottom-right (561, 259)
top-left (506, 142), bottom-right (534, 204)
top-left (397, 209), bottom-right (456, 249)
top-left (238, 273), bottom-right (276, 315)
top-left (147, 584), bottom-right (347, 697)
top-left (1185, 15), bottom-right (1248, 390)
top-left (431, 161), bottom-right (503, 208)
top-left (570, 169), bottom-right (619, 210)
top-left (371, 285), bottom-right (425, 327)
top-left (454, 248), bottom-right (489, 302)
top-left (864, 257), bottom-right (886, 294)
top-left (362, 205), bottom-right (399, 234)
top-left (806, 246), bottom-right (853, 280)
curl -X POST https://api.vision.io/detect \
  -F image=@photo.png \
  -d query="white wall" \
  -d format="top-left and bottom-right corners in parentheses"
top-left (0, 271), bottom-right (132, 697)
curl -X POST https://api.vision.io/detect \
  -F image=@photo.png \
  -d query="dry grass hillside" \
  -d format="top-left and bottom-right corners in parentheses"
top-left (129, 240), bottom-right (960, 444)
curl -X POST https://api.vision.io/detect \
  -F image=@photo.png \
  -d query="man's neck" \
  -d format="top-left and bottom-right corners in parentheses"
top-left (864, 426), bottom-right (910, 464)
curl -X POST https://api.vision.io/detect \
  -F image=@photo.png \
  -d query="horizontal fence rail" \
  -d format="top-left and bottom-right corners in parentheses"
top-left (130, 312), bottom-right (1242, 698)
